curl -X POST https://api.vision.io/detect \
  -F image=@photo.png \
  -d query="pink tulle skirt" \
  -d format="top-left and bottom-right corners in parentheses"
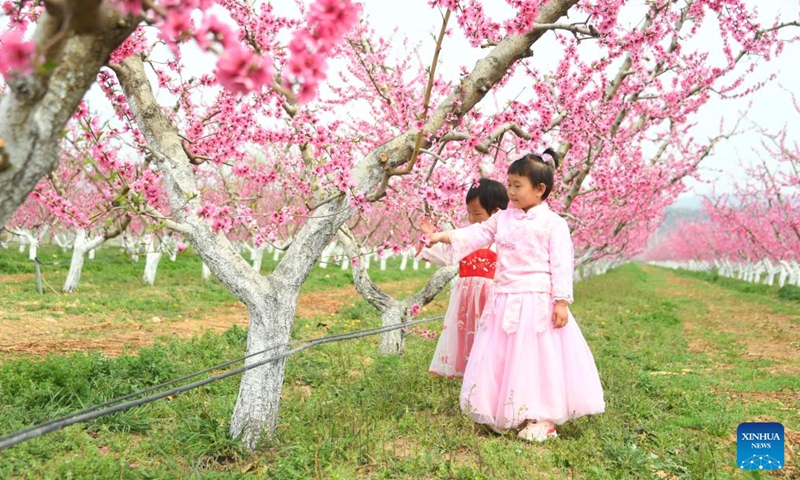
top-left (459, 291), bottom-right (605, 429)
top-left (429, 276), bottom-right (493, 378)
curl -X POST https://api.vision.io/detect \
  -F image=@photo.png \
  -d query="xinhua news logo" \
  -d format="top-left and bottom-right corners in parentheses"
top-left (737, 422), bottom-right (784, 471)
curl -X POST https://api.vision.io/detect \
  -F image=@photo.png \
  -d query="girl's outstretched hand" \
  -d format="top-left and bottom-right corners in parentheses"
top-left (419, 217), bottom-right (436, 235)
top-left (418, 217), bottom-right (451, 245)
top-left (552, 302), bottom-right (569, 328)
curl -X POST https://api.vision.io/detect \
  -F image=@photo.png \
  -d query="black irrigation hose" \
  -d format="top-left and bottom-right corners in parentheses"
top-left (0, 314), bottom-right (444, 452)
top-left (3, 315), bottom-right (438, 438)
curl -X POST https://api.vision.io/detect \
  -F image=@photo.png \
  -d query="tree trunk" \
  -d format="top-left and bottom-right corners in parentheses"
top-left (319, 242), bottom-right (336, 268)
top-left (252, 247), bottom-right (265, 273)
top-left (27, 235), bottom-right (38, 261)
top-left (0, 6), bottom-right (135, 226)
top-left (378, 304), bottom-right (406, 355)
top-left (63, 230), bottom-right (104, 293)
top-left (143, 251), bottom-right (162, 285)
top-left (229, 295), bottom-right (293, 449)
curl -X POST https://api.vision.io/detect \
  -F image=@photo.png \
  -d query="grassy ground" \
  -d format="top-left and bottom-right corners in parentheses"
top-left (0, 247), bottom-right (798, 479)
top-left (0, 246), bottom-right (434, 360)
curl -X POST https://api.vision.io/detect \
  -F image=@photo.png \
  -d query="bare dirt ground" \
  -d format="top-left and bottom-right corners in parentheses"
top-left (0, 289), bottom-right (361, 358)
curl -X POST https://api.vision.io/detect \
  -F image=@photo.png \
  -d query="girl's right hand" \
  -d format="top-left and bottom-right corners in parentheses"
top-left (419, 217), bottom-right (436, 235)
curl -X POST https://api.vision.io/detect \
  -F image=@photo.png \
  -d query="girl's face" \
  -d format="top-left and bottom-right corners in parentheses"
top-left (466, 198), bottom-right (491, 224)
top-left (507, 173), bottom-right (545, 212)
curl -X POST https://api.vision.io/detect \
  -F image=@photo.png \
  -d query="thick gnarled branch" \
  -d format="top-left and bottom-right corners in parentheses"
top-left (112, 54), bottom-right (269, 300)
top-left (0, 3), bottom-right (136, 226)
top-left (532, 21), bottom-right (599, 39)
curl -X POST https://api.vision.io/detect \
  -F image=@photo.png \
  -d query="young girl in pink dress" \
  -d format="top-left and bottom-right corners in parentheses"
top-left (420, 178), bottom-right (509, 378)
top-left (423, 150), bottom-right (605, 442)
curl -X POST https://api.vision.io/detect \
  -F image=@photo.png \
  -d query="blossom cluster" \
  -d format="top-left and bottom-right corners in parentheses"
top-left (408, 327), bottom-right (439, 341)
top-left (285, 0), bottom-right (361, 102)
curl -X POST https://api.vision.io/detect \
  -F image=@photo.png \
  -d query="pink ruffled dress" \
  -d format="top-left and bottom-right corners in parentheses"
top-left (448, 203), bottom-right (605, 429)
top-left (420, 244), bottom-right (496, 378)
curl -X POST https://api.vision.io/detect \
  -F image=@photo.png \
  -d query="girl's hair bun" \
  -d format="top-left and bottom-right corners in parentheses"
top-left (541, 148), bottom-right (561, 169)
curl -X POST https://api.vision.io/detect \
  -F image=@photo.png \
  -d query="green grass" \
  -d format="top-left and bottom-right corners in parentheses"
top-left (0, 245), bottom-right (433, 322)
top-left (0, 254), bottom-right (798, 478)
top-left (0, 246), bottom-right (236, 322)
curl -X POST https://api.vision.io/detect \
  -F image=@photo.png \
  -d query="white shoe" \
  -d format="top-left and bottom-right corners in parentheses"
top-left (518, 421), bottom-right (558, 442)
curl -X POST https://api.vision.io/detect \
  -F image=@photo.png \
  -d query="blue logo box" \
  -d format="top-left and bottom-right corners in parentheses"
top-left (737, 422), bottom-right (784, 470)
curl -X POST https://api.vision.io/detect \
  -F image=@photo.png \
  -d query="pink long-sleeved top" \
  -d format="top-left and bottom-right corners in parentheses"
top-left (448, 202), bottom-right (574, 304)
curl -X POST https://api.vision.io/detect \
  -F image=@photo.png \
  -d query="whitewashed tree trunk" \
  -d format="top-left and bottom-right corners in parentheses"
top-left (363, 252), bottom-right (372, 270)
top-left (399, 252), bottom-right (409, 271)
top-left (272, 248), bottom-right (281, 262)
top-left (380, 256), bottom-right (387, 270)
top-left (340, 255), bottom-right (350, 270)
top-left (379, 304), bottom-right (407, 355)
top-left (412, 254), bottom-right (420, 270)
top-left (143, 236), bottom-right (163, 286)
top-left (54, 233), bottom-right (70, 252)
top-left (252, 247), bottom-right (265, 273)
top-left (754, 263), bottom-right (765, 283)
top-left (229, 295), bottom-right (293, 449)
top-left (63, 230), bottom-right (105, 293)
top-left (88, 248), bottom-right (96, 260)
top-left (143, 251), bottom-right (162, 285)
top-left (202, 262), bottom-right (212, 280)
top-left (754, 264), bottom-right (763, 283)
top-left (778, 262), bottom-right (789, 287)
top-left (722, 260), bottom-right (734, 277)
top-left (319, 242), bottom-right (337, 268)
top-left (16, 231), bottom-right (38, 259)
top-left (27, 236), bottom-right (38, 261)
top-left (242, 242), bottom-right (256, 261)
top-left (591, 264), bottom-right (602, 277)
top-left (763, 259), bottom-right (779, 286)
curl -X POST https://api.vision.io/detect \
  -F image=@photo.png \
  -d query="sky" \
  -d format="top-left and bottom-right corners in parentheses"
top-left (353, 0), bottom-right (800, 199)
